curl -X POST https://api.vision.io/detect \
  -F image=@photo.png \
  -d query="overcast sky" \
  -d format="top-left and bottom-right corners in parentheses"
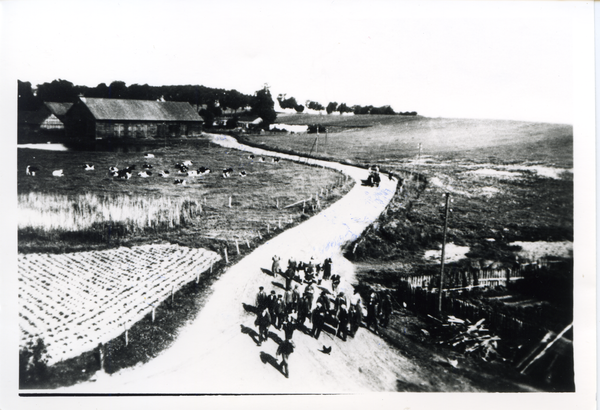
top-left (2, 0), bottom-right (582, 124)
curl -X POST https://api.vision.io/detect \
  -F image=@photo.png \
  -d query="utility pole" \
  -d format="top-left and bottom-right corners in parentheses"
top-left (438, 192), bottom-right (450, 316)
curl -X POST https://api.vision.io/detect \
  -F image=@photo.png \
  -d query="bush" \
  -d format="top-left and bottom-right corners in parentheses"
top-left (19, 338), bottom-right (51, 388)
top-left (307, 124), bottom-right (327, 134)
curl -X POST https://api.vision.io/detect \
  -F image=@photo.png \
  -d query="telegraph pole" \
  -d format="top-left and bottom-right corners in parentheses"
top-left (438, 192), bottom-right (450, 316)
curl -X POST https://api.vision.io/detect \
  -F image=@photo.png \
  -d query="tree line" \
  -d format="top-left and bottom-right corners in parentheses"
top-left (277, 93), bottom-right (415, 116)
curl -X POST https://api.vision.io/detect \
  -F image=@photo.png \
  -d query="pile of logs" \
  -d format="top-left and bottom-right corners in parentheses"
top-left (436, 315), bottom-right (503, 361)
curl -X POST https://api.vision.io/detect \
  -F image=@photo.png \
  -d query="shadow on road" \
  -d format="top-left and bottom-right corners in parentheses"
top-left (267, 331), bottom-right (284, 345)
top-left (260, 351), bottom-right (285, 377)
top-left (271, 281), bottom-right (286, 290)
top-left (242, 303), bottom-right (258, 315)
top-left (261, 268), bottom-right (273, 276)
top-left (240, 324), bottom-right (261, 345)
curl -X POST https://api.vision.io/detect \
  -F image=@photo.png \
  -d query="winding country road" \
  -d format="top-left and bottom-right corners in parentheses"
top-left (57, 133), bottom-right (428, 393)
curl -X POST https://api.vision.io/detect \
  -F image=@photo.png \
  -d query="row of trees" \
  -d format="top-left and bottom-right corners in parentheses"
top-left (277, 93), bottom-right (415, 116)
top-left (18, 79), bottom-right (278, 129)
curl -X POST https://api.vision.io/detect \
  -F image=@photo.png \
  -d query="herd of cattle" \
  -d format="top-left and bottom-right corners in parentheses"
top-left (25, 152), bottom-right (281, 186)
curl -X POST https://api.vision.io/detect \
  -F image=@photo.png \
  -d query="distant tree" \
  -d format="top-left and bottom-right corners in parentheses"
top-left (326, 102), bottom-right (338, 114)
top-left (251, 85), bottom-right (277, 128)
top-left (199, 108), bottom-right (215, 128)
top-left (18, 80), bottom-right (41, 111)
top-left (108, 81), bottom-right (128, 99)
top-left (36, 79), bottom-right (78, 103)
top-left (337, 103), bottom-right (353, 114)
top-left (306, 100), bottom-right (324, 111)
top-left (128, 83), bottom-right (158, 100)
top-left (295, 104), bottom-right (305, 113)
top-left (370, 105), bottom-right (396, 115)
top-left (222, 89), bottom-right (248, 112)
top-left (353, 105), bottom-right (372, 115)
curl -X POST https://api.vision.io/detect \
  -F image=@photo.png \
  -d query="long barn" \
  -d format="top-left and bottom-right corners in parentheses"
top-left (64, 97), bottom-right (204, 141)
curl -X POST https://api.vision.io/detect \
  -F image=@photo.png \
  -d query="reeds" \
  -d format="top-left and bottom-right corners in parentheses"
top-left (19, 192), bottom-right (202, 234)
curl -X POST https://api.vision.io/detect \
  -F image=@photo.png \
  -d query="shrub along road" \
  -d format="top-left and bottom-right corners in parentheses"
top-left (54, 134), bottom-right (523, 393)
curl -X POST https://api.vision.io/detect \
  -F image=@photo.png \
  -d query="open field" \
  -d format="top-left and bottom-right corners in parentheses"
top-left (18, 138), bottom-right (353, 253)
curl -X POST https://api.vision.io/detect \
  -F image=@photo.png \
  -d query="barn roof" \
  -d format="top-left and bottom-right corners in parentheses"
top-left (79, 98), bottom-right (203, 122)
top-left (44, 102), bottom-right (73, 119)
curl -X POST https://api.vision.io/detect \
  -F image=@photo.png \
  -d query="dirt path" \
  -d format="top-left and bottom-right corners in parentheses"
top-left (55, 134), bottom-right (452, 393)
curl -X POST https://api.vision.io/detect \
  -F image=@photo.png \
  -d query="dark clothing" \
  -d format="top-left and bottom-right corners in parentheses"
top-left (267, 294), bottom-right (277, 320)
top-left (311, 308), bottom-right (325, 340)
top-left (305, 285), bottom-right (315, 308)
top-left (273, 298), bottom-right (286, 329)
top-left (284, 290), bottom-right (293, 314)
top-left (331, 274), bottom-right (341, 292)
top-left (297, 296), bottom-right (311, 326)
top-left (317, 294), bottom-right (331, 313)
top-left (337, 307), bottom-right (349, 341)
top-left (322, 258), bottom-right (332, 280)
top-left (349, 305), bottom-right (361, 336)
top-left (277, 340), bottom-right (294, 378)
top-left (291, 288), bottom-right (301, 313)
top-left (380, 296), bottom-right (393, 328)
top-left (284, 267), bottom-right (294, 290)
top-left (283, 320), bottom-right (296, 341)
top-left (255, 310), bottom-right (271, 344)
top-left (255, 290), bottom-right (268, 310)
top-left (272, 256), bottom-right (281, 277)
top-left (367, 298), bottom-right (379, 332)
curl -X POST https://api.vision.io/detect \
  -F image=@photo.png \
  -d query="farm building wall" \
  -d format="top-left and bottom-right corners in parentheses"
top-left (94, 121), bottom-right (203, 139)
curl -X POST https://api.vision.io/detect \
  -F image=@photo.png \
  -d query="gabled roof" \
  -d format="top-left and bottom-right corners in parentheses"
top-left (79, 98), bottom-right (203, 122)
top-left (44, 102), bottom-right (73, 119)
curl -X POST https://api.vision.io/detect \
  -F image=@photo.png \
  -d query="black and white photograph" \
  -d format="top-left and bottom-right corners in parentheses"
top-left (1, 0), bottom-right (596, 409)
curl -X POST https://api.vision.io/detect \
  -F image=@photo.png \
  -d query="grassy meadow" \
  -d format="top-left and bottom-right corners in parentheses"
top-left (18, 138), bottom-right (353, 253)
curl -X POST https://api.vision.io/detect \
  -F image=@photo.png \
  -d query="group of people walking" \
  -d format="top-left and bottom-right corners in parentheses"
top-left (251, 255), bottom-right (395, 378)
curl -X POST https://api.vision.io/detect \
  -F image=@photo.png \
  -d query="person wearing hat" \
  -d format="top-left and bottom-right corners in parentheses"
top-left (267, 290), bottom-right (277, 322)
top-left (334, 292), bottom-right (347, 316)
top-left (297, 294), bottom-right (311, 328)
top-left (276, 338), bottom-right (294, 378)
top-left (284, 265), bottom-right (295, 291)
top-left (284, 288), bottom-right (294, 315)
top-left (316, 291), bottom-right (331, 315)
top-left (380, 293), bottom-right (393, 328)
top-left (337, 303), bottom-right (349, 341)
top-left (366, 292), bottom-right (380, 334)
top-left (255, 286), bottom-right (267, 311)
top-left (311, 302), bottom-right (326, 340)
top-left (254, 306), bottom-right (271, 346)
top-left (273, 294), bottom-right (286, 329)
top-left (291, 284), bottom-right (301, 313)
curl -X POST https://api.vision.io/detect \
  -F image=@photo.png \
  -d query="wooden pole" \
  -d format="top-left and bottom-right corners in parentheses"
top-left (152, 307), bottom-right (156, 322)
top-left (229, 196), bottom-right (232, 208)
top-left (124, 325), bottom-right (129, 346)
top-left (235, 239), bottom-right (240, 255)
top-left (438, 193), bottom-right (450, 316)
top-left (246, 239), bottom-right (250, 248)
top-left (276, 198), bottom-right (279, 209)
top-left (267, 223), bottom-right (270, 233)
top-left (171, 285), bottom-right (175, 304)
top-left (520, 323), bottom-right (573, 374)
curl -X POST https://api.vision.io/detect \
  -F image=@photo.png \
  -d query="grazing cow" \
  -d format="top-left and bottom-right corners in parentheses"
top-left (186, 170), bottom-right (198, 177)
top-left (273, 158), bottom-right (280, 163)
top-left (174, 179), bottom-right (187, 185)
top-left (109, 166), bottom-right (119, 173)
top-left (138, 171), bottom-right (152, 178)
top-left (222, 167), bottom-right (233, 178)
top-left (239, 170), bottom-right (247, 177)
top-left (52, 169), bottom-right (64, 177)
top-left (143, 163), bottom-right (153, 169)
top-left (198, 166), bottom-right (211, 175)
top-left (248, 154), bottom-right (255, 159)
top-left (175, 163), bottom-right (189, 173)
top-left (26, 165), bottom-right (39, 176)
top-left (144, 153), bottom-right (155, 158)
top-left (182, 160), bottom-right (193, 167)
top-left (84, 164), bottom-right (95, 171)
top-left (116, 169), bottom-right (133, 179)
top-left (159, 170), bottom-right (170, 177)
top-left (258, 157), bottom-right (265, 162)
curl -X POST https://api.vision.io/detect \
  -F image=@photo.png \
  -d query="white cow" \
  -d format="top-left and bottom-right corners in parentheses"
top-left (52, 170), bottom-right (64, 177)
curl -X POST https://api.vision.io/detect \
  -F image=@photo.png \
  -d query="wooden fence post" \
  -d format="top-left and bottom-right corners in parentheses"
top-left (152, 307), bottom-right (156, 322)
top-left (235, 239), bottom-right (240, 255)
top-left (276, 198), bottom-right (279, 209)
top-left (171, 285), bottom-right (175, 304)
top-left (267, 223), bottom-right (270, 233)
top-left (224, 247), bottom-right (229, 264)
top-left (246, 239), bottom-right (250, 248)
top-left (278, 218), bottom-right (281, 229)
top-left (229, 196), bottom-right (232, 208)
top-left (124, 324), bottom-right (129, 346)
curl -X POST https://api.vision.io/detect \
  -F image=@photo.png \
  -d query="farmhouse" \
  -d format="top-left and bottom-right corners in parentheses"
top-left (64, 97), bottom-right (204, 141)
top-left (18, 101), bottom-right (73, 132)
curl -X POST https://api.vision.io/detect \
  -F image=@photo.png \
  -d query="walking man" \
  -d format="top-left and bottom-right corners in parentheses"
top-left (297, 294), bottom-right (311, 328)
top-left (291, 284), bottom-right (301, 313)
top-left (255, 286), bottom-right (267, 311)
top-left (255, 306), bottom-right (271, 346)
top-left (380, 293), bottom-right (393, 328)
top-left (311, 303), bottom-right (326, 340)
top-left (322, 257), bottom-right (332, 281)
top-left (274, 294), bottom-right (286, 329)
top-left (337, 304), bottom-right (349, 341)
top-left (277, 339), bottom-right (294, 378)
top-left (272, 255), bottom-right (281, 277)
top-left (366, 292), bottom-right (379, 334)
top-left (284, 289), bottom-right (294, 315)
top-left (267, 290), bottom-right (277, 321)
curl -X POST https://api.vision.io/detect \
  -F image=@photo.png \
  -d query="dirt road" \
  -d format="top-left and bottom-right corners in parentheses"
top-left (55, 134), bottom-right (444, 393)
